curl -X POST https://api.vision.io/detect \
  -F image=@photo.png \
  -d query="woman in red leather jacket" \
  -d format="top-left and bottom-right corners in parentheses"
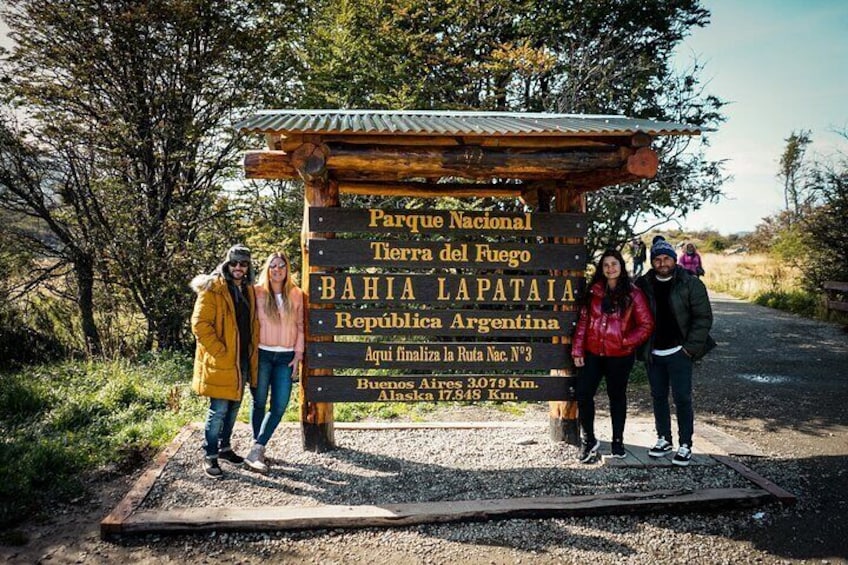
top-left (571, 249), bottom-right (654, 463)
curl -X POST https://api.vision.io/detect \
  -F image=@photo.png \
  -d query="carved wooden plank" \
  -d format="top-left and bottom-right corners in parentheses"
top-left (308, 208), bottom-right (588, 237)
top-left (307, 342), bottom-right (570, 370)
top-left (309, 274), bottom-right (580, 305)
top-left (306, 374), bottom-right (575, 402)
top-left (826, 299), bottom-right (848, 312)
top-left (823, 280), bottom-right (848, 292)
top-left (309, 309), bottom-right (577, 337)
top-left (310, 239), bottom-right (586, 270)
top-left (115, 488), bottom-right (774, 534)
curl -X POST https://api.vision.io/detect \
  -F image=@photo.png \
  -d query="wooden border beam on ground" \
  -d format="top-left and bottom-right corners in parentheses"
top-left (713, 455), bottom-right (797, 506)
top-left (106, 487), bottom-right (773, 536)
top-left (100, 424), bottom-right (197, 535)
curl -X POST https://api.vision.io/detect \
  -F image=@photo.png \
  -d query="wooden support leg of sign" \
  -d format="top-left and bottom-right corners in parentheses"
top-left (297, 141), bottom-right (337, 452)
top-left (548, 187), bottom-right (584, 445)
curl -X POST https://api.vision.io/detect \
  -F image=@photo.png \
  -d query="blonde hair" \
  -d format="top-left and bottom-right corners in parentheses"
top-left (257, 250), bottom-right (298, 321)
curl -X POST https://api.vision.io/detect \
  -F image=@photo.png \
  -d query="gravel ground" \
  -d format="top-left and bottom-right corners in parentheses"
top-left (3, 293), bottom-right (847, 564)
top-left (142, 424), bottom-right (750, 509)
top-left (118, 417), bottom-right (808, 565)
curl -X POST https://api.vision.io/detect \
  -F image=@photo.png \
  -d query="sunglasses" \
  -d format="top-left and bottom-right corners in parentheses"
top-left (228, 260), bottom-right (250, 268)
top-left (269, 261), bottom-right (287, 270)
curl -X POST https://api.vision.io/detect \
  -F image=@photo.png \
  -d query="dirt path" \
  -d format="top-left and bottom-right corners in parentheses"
top-left (2, 293), bottom-right (847, 563)
top-left (677, 293), bottom-right (848, 559)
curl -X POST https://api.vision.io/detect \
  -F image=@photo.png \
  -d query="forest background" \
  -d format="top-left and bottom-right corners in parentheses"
top-left (0, 0), bottom-right (845, 534)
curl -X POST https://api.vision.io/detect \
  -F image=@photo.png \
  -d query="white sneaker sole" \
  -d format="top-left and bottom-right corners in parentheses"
top-left (244, 461), bottom-right (269, 474)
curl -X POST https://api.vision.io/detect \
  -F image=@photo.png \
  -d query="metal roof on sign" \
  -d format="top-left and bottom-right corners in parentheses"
top-left (236, 109), bottom-right (701, 137)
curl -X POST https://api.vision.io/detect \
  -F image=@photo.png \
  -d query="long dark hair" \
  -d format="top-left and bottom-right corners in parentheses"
top-left (584, 249), bottom-right (634, 314)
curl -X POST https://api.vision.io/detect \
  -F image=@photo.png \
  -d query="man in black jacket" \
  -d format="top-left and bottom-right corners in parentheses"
top-left (636, 240), bottom-right (716, 466)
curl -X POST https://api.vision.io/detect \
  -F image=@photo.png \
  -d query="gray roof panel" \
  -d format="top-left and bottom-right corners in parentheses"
top-left (236, 109), bottom-right (701, 137)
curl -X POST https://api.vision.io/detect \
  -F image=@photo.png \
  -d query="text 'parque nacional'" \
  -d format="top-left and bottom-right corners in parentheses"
top-left (368, 209), bottom-right (533, 234)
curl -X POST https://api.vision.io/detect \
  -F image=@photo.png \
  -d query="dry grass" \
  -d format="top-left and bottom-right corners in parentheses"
top-left (699, 252), bottom-right (802, 299)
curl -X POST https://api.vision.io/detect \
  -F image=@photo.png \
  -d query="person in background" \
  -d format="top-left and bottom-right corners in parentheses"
top-left (679, 242), bottom-right (705, 277)
top-left (630, 238), bottom-right (647, 277)
top-left (571, 249), bottom-right (654, 463)
top-left (244, 250), bottom-right (304, 474)
top-left (191, 244), bottom-right (259, 478)
top-left (636, 240), bottom-right (716, 467)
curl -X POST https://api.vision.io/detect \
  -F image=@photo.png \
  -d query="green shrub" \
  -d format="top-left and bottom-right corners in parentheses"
top-left (0, 379), bottom-right (51, 424)
top-left (754, 290), bottom-right (819, 317)
top-left (0, 353), bottom-right (204, 528)
top-left (0, 307), bottom-right (66, 369)
top-left (0, 437), bottom-right (82, 529)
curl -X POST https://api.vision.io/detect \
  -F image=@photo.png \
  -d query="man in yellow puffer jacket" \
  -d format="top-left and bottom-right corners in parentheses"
top-left (190, 244), bottom-right (259, 478)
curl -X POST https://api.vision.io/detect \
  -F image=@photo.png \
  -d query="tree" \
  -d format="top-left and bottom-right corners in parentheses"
top-left (0, 116), bottom-right (105, 354)
top-left (799, 130), bottom-right (848, 289)
top-left (1, 0), bottom-right (292, 350)
top-left (778, 130), bottom-right (813, 223)
top-left (277, 0), bottom-right (726, 254)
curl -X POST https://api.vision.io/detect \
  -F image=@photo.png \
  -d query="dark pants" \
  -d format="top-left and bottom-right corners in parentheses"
top-left (576, 352), bottom-right (635, 443)
top-left (648, 350), bottom-right (694, 447)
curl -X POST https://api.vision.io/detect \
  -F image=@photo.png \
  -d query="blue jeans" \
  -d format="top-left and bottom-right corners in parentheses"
top-left (203, 360), bottom-right (247, 457)
top-left (648, 350), bottom-right (694, 447)
top-left (251, 349), bottom-right (295, 446)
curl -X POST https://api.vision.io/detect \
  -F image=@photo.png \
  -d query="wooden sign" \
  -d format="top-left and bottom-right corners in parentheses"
top-left (309, 239), bottom-right (586, 270)
top-left (309, 207), bottom-right (587, 237)
top-left (306, 374), bottom-right (576, 402)
top-left (307, 342), bottom-right (570, 370)
top-left (310, 274), bottom-right (581, 305)
top-left (309, 309), bottom-right (577, 337)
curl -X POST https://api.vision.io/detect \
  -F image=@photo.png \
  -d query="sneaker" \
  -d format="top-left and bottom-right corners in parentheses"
top-left (244, 443), bottom-right (269, 474)
top-left (648, 437), bottom-right (673, 458)
top-left (609, 440), bottom-right (627, 459)
top-left (203, 456), bottom-right (223, 478)
top-left (577, 438), bottom-right (600, 464)
top-left (672, 444), bottom-right (692, 467)
top-left (218, 447), bottom-right (244, 465)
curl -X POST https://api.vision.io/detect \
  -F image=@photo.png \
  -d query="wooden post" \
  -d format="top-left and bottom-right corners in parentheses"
top-left (548, 187), bottom-right (585, 445)
top-left (296, 141), bottom-right (337, 452)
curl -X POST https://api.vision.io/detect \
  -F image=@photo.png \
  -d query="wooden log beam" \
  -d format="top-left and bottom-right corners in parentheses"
top-left (627, 146), bottom-right (659, 178)
top-left (300, 152), bottom-right (338, 453)
top-left (244, 146), bottom-right (659, 186)
top-left (292, 142), bottom-right (329, 182)
top-left (325, 143), bottom-right (633, 180)
top-left (549, 187), bottom-right (584, 445)
top-left (338, 180), bottom-right (523, 198)
top-left (244, 150), bottom-right (298, 179)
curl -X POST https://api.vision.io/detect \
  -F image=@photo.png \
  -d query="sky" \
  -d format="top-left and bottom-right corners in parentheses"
top-left (2, 2), bottom-right (847, 235)
top-left (671, 0), bottom-right (848, 234)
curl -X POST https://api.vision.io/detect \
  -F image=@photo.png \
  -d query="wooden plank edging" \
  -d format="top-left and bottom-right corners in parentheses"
top-left (113, 487), bottom-right (772, 535)
top-left (100, 423), bottom-right (198, 537)
top-left (713, 455), bottom-right (797, 506)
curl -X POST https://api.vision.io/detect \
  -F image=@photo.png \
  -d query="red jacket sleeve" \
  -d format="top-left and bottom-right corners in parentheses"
top-left (571, 305), bottom-right (589, 358)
